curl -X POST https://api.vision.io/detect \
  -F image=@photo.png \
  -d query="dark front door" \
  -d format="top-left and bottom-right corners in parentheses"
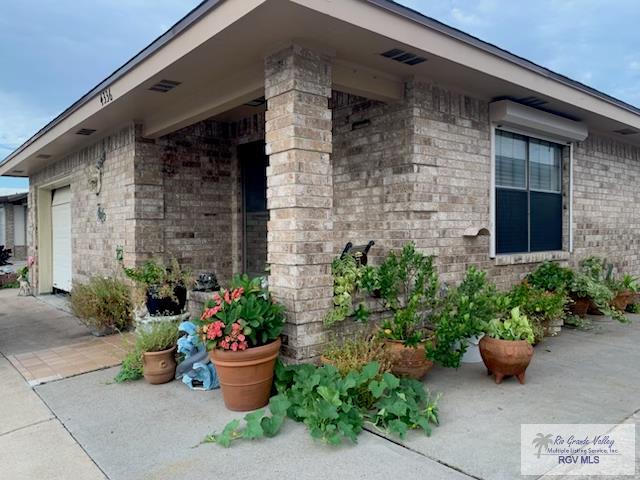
top-left (238, 141), bottom-right (268, 277)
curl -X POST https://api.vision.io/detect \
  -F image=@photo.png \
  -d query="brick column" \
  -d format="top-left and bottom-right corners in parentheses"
top-left (264, 45), bottom-right (334, 361)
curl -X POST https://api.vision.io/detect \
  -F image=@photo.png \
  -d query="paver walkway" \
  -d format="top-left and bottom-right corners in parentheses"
top-left (0, 289), bottom-right (134, 385)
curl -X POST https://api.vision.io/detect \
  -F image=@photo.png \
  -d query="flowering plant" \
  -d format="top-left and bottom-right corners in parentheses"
top-left (17, 256), bottom-right (35, 284)
top-left (197, 275), bottom-right (285, 351)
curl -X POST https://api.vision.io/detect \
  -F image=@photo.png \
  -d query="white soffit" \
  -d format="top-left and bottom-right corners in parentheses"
top-left (490, 100), bottom-right (588, 143)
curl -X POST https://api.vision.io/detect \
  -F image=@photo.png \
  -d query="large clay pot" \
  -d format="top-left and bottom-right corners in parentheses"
top-left (569, 296), bottom-right (590, 317)
top-left (384, 340), bottom-right (433, 379)
top-left (612, 291), bottom-right (633, 312)
top-left (210, 338), bottom-right (281, 412)
top-left (479, 336), bottom-right (533, 385)
top-left (142, 346), bottom-right (177, 385)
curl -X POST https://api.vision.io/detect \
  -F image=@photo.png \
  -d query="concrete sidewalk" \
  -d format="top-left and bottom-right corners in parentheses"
top-left (0, 356), bottom-right (106, 480)
top-left (34, 315), bottom-right (640, 480)
top-left (35, 366), bottom-right (470, 480)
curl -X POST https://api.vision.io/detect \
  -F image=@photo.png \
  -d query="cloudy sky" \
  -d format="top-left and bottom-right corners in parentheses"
top-left (1, 0), bottom-right (639, 194)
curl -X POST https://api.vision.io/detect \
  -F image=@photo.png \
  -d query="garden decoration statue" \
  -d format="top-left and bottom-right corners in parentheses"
top-left (193, 272), bottom-right (220, 292)
top-left (18, 256), bottom-right (35, 297)
top-left (175, 321), bottom-right (219, 390)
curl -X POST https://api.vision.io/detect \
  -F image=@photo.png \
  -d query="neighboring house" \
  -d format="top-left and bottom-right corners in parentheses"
top-left (2, 0), bottom-right (640, 359)
top-left (0, 192), bottom-right (28, 261)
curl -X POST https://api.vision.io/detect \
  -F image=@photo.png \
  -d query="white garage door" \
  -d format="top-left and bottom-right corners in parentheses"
top-left (0, 206), bottom-right (5, 246)
top-left (52, 187), bottom-right (72, 291)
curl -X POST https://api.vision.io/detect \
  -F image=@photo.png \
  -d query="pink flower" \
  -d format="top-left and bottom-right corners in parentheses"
top-left (238, 341), bottom-right (248, 351)
top-left (224, 290), bottom-right (231, 304)
top-left (27, 256), bottom-right (35, 268)
top-left (231, 287), bottom-right (244, 301)
top-left (238, 334), bottom-right (245, 342)
top-left (231, 342), bottom-right (238, 352)
top-left (212, 293), bottom-right (222, 305)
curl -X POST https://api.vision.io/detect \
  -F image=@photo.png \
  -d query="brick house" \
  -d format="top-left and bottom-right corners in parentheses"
top-left (2, 0), bottom-right (640, 360)
top-left (0, 192), bottom-right (28, 261)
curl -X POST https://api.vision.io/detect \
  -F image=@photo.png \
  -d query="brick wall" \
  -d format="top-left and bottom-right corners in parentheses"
top-left (332, 80), bottom-right (640, 293)
top-left (133, 121), bottom-right (238, 283)
top-left (29, 124), bottom-right (137, 290)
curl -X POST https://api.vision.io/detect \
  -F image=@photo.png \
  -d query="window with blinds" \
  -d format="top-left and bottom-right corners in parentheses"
top-left (495, 130), bottom-right (563, 254)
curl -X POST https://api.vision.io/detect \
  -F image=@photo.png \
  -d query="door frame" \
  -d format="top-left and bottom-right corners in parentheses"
top-left (36, 176), bottom-right (72, 294)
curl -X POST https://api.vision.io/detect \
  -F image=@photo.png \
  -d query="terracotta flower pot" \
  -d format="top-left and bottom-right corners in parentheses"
top-left (210, 337), bottom-right (281, 412)
top-left (142, 346), bottom-right (177, 385)
top-left (384, 339), bottom-right (433, 379)
top-left (479, 336), bottom-right (533, 385)
top-left (612, 291), bottom-right (633, 311)
top-left (569, 296), bottom-right (590, 317)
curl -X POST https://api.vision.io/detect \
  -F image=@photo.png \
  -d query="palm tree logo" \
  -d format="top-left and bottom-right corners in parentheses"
top-left (532, 433), bottom-right (553, 458)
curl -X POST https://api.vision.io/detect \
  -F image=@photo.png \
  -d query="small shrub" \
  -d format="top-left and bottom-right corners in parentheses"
top-left (509, 283), bottom-right (567, 343)
top-left (322, 335), bottom-right (394, 409)
top-left (527, 261), bottom-right (573, 292)
top-left (70, 276), bottom-right (133, 332)
top-left (427, 266), bottom-right (495, 368)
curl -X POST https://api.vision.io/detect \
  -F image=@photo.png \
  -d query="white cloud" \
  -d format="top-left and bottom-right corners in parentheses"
top-left (450, 7), bottom-right (487, 26)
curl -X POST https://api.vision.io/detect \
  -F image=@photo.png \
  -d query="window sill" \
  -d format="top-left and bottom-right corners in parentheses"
top-left (494, 250), bottom-right (570, 266)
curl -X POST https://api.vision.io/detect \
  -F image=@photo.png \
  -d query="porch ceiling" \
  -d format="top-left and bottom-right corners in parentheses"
top-left (4, 0), bottom-right (640, 177)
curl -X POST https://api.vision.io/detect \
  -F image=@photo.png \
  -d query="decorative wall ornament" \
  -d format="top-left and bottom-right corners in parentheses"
top-left (97, 203), bottom-right (107, 223)
top-left (88, 150), bottom-right (106, 195)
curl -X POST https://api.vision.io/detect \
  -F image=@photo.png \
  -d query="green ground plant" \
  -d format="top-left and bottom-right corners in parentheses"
top-left (204, 360), bottom-right (440, 447)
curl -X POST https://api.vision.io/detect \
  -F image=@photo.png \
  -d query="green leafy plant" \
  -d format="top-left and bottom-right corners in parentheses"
top-left (322, 335), bottom-right (394, 409)
top-left (427, 266), bottom-right (496, 368)
top-left (509, 283), bottom-right (567, 343)
top-left (123, 257), bottom-right (193, 301)
top-left (526, 261), bottom-right (573, 292)
top-left (324, 253), bottom-right (371, 326)
top-left (204, 360), bottom-right (440, 447)
top-left (373, 244), bottom-right (440, 345)
top-left (484, 306), bottom-right (535, 344)
top-left (571, 266), bottom-right (629, 324)
top-left (70, 276), bottom-right (133, 332)
top-left (196, 275), bottom-right (285, 350)
top-left (114, 321), bottom-right (179, 382)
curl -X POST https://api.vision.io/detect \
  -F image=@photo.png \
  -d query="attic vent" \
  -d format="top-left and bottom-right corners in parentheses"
top-left (518, 96), bottom-right (548, 108)
top-left (245, 96), bottom-right (266, 107)
top-left (36, 154), bottom-right (52, 159)
top-left (381, 48), bottom-right (426, 66)
top-left (614, 128), bottom-right (639, 135)
top-left (76, 128), bottom-right (96, 136)
top-left (149, 79), bottom-right (182, 93)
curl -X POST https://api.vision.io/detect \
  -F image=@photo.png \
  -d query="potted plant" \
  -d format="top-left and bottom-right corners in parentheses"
top-left (124, 258), bottom-right (192, 316)
top-left (479, 306), bottom-right (535, 384)
top-left (197, 275), bottom-right (285, 411)
top-left (509, 282), bottom-right (567, 343)
top-left (70, 276), bottom-right (133, 336)
top-left (428, 266), bottom-right (496, 366)
top-left (609, 274), bottom-right (638, 312)
top-left (139, 321), bottom-right (180, 384)
top-left (370, 244), bottom-right (440, 379)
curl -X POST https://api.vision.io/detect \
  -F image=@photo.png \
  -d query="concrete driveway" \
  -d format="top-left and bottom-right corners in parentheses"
top-left (32, 315), bottom-right (640, 480)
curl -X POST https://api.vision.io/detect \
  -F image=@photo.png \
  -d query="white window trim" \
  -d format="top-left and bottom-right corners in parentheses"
top-left (490, 123), bottom-right (574, 259)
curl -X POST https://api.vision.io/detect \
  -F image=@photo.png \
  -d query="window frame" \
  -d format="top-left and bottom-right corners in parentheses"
top-left (490, 125), bottom-right (570, 257)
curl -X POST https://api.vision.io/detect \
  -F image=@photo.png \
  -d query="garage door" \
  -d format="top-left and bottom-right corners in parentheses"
top-left (0, 206), bottom-right (5, 246)
top-left (52, 187), bottom-right (72, 291)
